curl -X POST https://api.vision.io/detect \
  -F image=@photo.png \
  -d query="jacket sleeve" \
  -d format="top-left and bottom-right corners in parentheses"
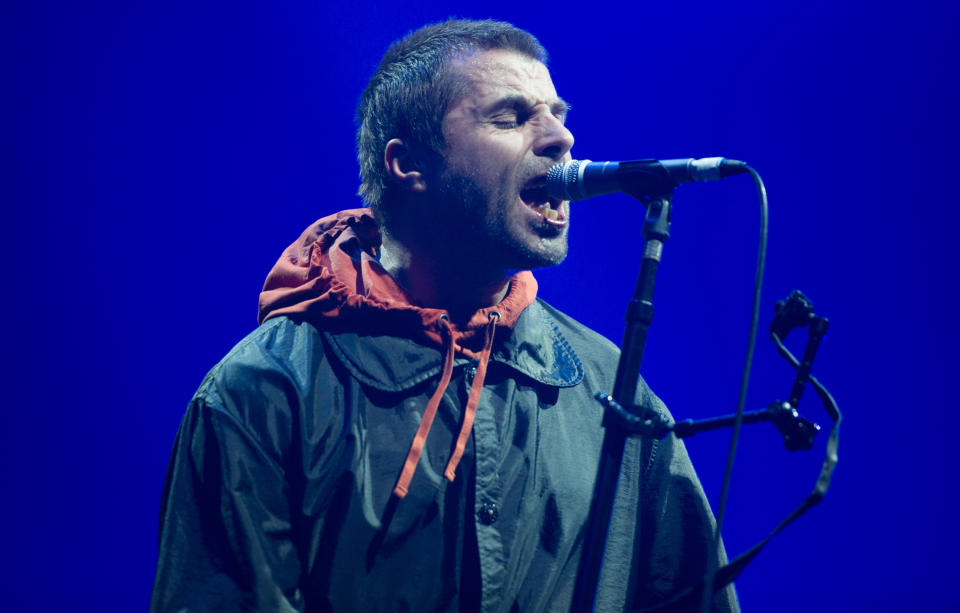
top-left (632, 395), bottom-right (740, 613)
top-left (151, 362), bottom-right (305, 613)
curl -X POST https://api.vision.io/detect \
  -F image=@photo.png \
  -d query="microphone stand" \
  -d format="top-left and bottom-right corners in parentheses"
top-left (571, 235), bottom-right (835, 612)
top-left (566, 157), bottom-right (838, 612)
top-left (570, 193), bottom-right (673, 613)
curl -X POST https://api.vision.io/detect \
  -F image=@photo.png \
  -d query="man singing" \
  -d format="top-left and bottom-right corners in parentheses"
top-left (151, 19), bottom-right (738, 612)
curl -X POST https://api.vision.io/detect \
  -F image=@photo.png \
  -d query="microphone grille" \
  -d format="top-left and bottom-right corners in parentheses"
top-left (546, 160), bottom-right (586, 201)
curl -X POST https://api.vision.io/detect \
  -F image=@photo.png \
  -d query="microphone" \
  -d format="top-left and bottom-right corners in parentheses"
top-left (546, 158), bottom-right (749, 201)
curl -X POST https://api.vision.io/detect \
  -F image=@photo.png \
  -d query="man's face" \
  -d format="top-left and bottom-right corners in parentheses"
top-left (427, 49), bottom-right (574, 273)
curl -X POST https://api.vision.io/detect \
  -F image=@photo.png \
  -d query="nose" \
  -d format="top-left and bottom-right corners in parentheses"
top-left (533, 114), bottom-right (574, 161)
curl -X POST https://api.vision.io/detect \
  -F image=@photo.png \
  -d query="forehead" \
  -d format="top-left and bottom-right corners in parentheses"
top-left (449, 49), bottom-right (558, 104)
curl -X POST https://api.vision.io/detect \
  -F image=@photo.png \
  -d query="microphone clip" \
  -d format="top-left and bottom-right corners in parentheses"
top-left (593, 290), bottom-right (833, 454)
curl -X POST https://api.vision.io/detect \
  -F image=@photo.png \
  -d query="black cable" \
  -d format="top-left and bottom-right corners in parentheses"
top-left (699, 166), bottom-right (768, 613)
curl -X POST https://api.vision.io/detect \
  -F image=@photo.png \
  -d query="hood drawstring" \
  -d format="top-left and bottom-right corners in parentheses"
top-left (393, 311), bottom-right (500, 499)
top-left (445, 311), bottom-right (499, 481)
top-left (393, 315), bottom-right (455, 498)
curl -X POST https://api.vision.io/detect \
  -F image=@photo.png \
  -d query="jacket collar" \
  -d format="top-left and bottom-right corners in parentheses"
top-left (324, 299), bottom-right (583, 392)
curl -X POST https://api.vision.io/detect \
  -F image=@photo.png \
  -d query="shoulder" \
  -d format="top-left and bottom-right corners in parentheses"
top-left (199, 317), bottom-right (316, 387)
top-left (191, 316), bottom-right (330, 434)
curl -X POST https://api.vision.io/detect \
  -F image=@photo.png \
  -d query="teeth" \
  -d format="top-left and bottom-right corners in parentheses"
top-left (543, 207), bottom-right (558, 221)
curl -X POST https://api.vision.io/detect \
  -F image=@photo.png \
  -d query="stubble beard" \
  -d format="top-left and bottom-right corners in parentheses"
top-left (418, 165), bottom-right (568, 280)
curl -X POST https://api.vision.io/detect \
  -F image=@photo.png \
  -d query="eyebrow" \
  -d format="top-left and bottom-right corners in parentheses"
top-left (552, 97), bottom-right (572, 118)
top-left (487, 94), bottom-right (571, 118)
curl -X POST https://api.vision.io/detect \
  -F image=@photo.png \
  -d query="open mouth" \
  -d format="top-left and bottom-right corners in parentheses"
top-left (519, 177), bottom-right (566, 225)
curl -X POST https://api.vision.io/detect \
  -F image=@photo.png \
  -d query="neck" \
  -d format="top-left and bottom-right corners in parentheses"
top-left (379, 230), bottom-right (510, 318)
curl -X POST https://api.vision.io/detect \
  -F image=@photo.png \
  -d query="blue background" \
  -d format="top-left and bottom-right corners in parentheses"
top-left (6, 0), bottom-right (959, 610)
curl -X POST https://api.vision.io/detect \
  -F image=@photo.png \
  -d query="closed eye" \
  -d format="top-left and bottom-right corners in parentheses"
top-left (486, 95), bottom-right (570, 128)
top-left (491, 108), bottom-right (531, 128)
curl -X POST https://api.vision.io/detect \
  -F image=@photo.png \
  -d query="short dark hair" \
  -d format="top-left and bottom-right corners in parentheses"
top-left (355, 19), bottom-right (548, 228)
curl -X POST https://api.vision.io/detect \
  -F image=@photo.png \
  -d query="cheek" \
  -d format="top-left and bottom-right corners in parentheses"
top-left (449, 132), bottom-right (525, 169)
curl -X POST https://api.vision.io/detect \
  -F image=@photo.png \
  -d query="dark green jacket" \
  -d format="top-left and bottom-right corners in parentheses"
top-left (151, 299), bottom-right (737, 612)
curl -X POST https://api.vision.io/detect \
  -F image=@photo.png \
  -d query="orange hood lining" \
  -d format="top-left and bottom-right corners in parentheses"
top-left (257, 208), bottom-right (538, 359)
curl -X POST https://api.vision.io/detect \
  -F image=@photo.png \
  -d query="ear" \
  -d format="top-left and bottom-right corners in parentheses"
top-left (384, 138), bottom-right (427, 193)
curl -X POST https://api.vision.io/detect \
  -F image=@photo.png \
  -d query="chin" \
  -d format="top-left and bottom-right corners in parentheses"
top-left (506, 236), bottom-right (569, 272)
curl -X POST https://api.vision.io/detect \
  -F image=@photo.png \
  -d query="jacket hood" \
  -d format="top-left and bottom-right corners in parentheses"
top-left (258, 208), bottom-right (538, 359)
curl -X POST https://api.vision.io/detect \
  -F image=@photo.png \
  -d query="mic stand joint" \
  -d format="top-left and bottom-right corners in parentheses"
top-left (595, 393), bottom-right (821, 451)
